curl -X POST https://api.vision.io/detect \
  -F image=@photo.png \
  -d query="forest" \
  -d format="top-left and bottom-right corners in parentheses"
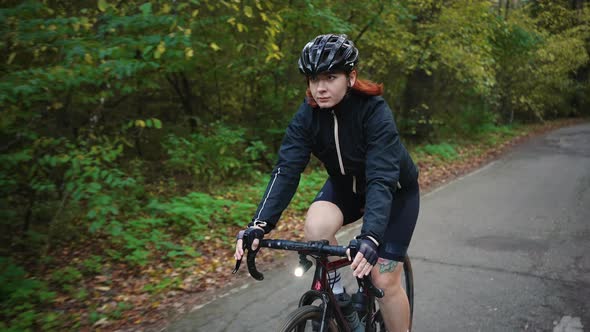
top-left (1, 0), bottom-right (589, 330)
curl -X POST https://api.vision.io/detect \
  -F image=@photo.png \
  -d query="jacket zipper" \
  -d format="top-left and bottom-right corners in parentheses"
top-left (332, 110), bottom-right (346, 176)
top-left (332, 111), bottom-right (358, 193)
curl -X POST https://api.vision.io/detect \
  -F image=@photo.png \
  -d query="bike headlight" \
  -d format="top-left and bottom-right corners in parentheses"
top-left (294, 266), bottom-right (305, 277)
top-left (294, 254), bottom-right (313, 277)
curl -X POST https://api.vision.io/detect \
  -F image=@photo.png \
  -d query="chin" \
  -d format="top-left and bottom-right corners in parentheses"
top-left (318, 101), bottom-right (336, 108)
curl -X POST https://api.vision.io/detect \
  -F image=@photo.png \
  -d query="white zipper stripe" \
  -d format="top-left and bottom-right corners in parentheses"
top-left (332, 111), bottom-right (346, 175)
top-left (256, 167), bottom-right (281, 221)
top-left (352, 176), bottom-right (357, 194)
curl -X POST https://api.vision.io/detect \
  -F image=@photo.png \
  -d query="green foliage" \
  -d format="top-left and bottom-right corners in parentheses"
top-left (479, 125), bottom-right (522, 147)
top-left (80, 255), bottom-right (103, 276)
top-left (435, 103), bottom-right (498, 138)
top-left (88, 310), bottom-right (105, 325)
top-left (148, 192), bottom-right (255, 238)
top-left (416, 143), bottom-right (459, 161)
top-left (0, 257), bottom-right (56, 331)
top-left (426, 1), bottom-right (498, 94)
top-left (84, 191), bottom-right (257, 266)
top-left (491, 3), bottom-right (590, 122)
top-left (109, 301), bottom-right (132, 320)
top-left (526, 32), bottom-right (589, 118)
top-left (163, 123), bottom-right (268, 188)
top-left (50, 266), bottom-right (82, 285)
top-left (49, 266), bottom-right (84, 297)
top-left (142, 276), bottom-right (182, 295)
top-left (530, 0), bottom-right (584, 34)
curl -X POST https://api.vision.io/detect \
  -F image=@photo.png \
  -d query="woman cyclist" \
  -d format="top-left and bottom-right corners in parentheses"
top-left (234, 34), bottom-right (420, 332)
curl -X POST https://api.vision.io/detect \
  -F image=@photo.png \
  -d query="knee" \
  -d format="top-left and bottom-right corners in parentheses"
top-left (304, 221), bottom-right (324, 241)
top-left (304, 202), bottom-right (343, 241)
top-left (304, 218), bottom-right (337, 241)
top-left (371, 261), bottom-right (403, 295)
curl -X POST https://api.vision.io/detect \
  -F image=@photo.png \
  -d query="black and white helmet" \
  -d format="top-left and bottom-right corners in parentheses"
top-left (298, 34), bottom-right (359, 76)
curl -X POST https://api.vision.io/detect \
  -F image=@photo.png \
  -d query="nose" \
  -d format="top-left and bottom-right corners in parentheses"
top-left (315, 80), bottom-right (327, 93)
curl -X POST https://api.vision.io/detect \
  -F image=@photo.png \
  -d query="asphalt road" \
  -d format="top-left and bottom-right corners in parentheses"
top-left (165, 123), bottom-right (590, 332)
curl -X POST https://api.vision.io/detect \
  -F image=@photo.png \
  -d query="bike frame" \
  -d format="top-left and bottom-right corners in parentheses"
top-left (233, 239), bottom-right (388, 332)
top-left (298, 252), bottom-right (380, 332)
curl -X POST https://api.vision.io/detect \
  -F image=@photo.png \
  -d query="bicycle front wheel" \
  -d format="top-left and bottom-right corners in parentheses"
top-left (279, 305), bottom-right (339, 332)
top-left (403, 255), bottom-right (414, 328)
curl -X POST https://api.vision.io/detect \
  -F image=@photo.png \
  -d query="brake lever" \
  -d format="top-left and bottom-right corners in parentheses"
top-left (349, 239), bottom-right (384, 298)
top-left (348, 239), bottom-right (359, 258)
top-left (232, 236), bottom-right (249, 275)
top-left (354, 275), bottom-right (385, 299)
top-left (364, 276), bottom-right (385, 298)
top-left (232, 258), bottom-right (242, 274)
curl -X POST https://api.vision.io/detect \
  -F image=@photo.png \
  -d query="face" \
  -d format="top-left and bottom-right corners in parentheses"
top-left (309, 71), bottom-right (356, 109)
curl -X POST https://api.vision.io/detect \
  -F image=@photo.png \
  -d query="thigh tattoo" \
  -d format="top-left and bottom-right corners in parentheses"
top-left (377, 258), bottom-right (398, 273)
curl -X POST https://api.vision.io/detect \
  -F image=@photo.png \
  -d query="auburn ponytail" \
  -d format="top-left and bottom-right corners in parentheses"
top-left (352, 78), bottom-right (383, 96)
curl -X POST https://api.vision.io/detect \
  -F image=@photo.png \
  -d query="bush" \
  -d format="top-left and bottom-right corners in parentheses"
top-left (435, 103), bottom-right (497, 138)
top-left (415, 143), bottom-right (459, 161)
top-left (97, 191), bottom-right (256, 266)
top-left (163, 122), bottom-right (268, 189)
top-left (0, 257), bottom-right (56, 331)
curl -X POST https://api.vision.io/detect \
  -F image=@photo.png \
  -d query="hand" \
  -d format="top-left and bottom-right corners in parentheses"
top-left (347, 238), bottom-right (378, 278)
top-left (234, 226), bottom-right (264, 261)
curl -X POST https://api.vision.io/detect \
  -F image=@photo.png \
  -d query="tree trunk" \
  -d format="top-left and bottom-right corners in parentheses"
top-left (402, 69), bottom-right (435, 141)
top-left (135, 95), bottom-right (144, 157)
top-left (505, 0), bottom-right (510, 19)
top-left (213, 61), bottom-right (222, 115)
top-left (180, 72), bottom-right (198, 131)
top-left (22, 189), bottom-right (36, 233)
top-left (166, 72), bottom-right (197, 132)
top-left (56, 90), bottom-right (73, 138)
top-left (571, 0), bottom-right (584, 11)
top-left (500, 90), bottom-right (514, 125)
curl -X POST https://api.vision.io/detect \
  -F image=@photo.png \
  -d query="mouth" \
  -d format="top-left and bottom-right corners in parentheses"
top-left (317, 97), bottom-right (330, 103)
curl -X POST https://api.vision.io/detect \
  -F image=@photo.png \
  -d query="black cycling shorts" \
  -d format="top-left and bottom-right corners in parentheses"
top-left (312, 177), bottom-right (420, 262)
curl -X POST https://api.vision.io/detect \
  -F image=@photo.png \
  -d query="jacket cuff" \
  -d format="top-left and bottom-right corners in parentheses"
top-left (248, 220), bottom-right (273, 233)
top-left (357, 234), bottom-right (380, 247)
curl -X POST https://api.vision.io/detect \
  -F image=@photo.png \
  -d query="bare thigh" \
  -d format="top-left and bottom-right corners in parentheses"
top-left (304, 201), bottom-right (344, 245)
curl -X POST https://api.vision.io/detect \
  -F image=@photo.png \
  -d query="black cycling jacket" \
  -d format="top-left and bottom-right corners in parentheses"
top-left (249, 91), bottom-right (419, 245)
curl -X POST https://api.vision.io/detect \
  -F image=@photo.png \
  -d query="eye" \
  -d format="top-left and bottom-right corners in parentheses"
top-left (328, 75), bottom-right (337, 80)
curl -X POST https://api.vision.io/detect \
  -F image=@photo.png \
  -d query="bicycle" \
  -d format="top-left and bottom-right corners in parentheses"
top-left (233, 238), bottom-right (414, 331)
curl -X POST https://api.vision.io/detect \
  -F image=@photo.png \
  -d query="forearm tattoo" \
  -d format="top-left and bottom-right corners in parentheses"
top-left (378, 259), bottom-right (398, 273)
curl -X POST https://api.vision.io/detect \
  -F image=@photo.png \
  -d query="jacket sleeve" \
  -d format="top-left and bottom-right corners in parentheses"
top-left (249, 103), bottom-right (313, 233)
top-left (360, 98), bottom-right (402, 244)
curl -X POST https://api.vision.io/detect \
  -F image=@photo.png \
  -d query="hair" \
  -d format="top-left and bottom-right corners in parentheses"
top-left (305, 71), bottom-right (384, 108)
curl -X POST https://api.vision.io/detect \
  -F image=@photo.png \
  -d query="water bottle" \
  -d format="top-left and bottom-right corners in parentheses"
top-left (337, 292), bottom-right (364, 332)
top-left (351, 290), bottom-right (368, 325)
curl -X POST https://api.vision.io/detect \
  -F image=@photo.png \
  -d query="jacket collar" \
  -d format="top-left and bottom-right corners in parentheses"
top-left (329, 92), bottom-right (355, 113)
